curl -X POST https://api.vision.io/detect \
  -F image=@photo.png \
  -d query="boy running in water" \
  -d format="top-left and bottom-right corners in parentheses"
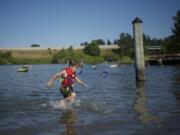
top-left (47, 60), bottom-right (87, 104)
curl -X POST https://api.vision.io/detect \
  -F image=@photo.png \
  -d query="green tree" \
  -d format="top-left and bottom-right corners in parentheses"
top-left (113, 40), bottom-right (118, 45)
top-left (92, 39), bottom-right (105, 45)
top-left (161, 10), bottom-right (180, 53)
top-left (52, 48), bottom-right (66, 63)
top-left (118, 33), bottom-right (133, 56)
top-left (161, 36), bottom-right (174, 53)
top-left (171, 10), bottom-right (180, 52)
top-left (143, 34), bottom-right (151, 46)
top-left (107, 39), bottom-right (112, 45)
top-left (83, 42), bottom-right (100, 56)
top-left (81, 42), bottom-right (88, 46)
top-left (31, 44), bottom-right (40, 47)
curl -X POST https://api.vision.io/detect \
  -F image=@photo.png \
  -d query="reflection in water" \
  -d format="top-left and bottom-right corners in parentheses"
top-left (60, 109), bottom-right (78, 135)
top-left (134, 82), bottom-right (159, 124)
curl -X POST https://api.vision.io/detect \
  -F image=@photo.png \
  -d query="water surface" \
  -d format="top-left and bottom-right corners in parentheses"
top-left (0, 64), bottom-right (180, 135)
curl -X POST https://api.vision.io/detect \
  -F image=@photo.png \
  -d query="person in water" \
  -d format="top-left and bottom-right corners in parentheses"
top-left (47, 60), bottom-right (87, 103)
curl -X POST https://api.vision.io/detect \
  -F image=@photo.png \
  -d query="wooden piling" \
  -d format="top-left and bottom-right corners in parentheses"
top-left (132, 17), bottom-right (145, 81)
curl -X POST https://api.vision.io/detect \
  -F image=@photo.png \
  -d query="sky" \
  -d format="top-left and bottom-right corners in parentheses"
top-left (0, 0), bottom-right (180, 48)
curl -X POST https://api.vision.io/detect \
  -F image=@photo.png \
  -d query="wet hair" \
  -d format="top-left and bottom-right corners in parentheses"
top-left (69, 59), bottom-right (80, 67)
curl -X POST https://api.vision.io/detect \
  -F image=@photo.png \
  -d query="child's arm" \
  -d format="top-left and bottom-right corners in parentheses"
top-left (47, 70), bottom-right (66, 87)
top-left (75, 76), bottom-right (87, 87)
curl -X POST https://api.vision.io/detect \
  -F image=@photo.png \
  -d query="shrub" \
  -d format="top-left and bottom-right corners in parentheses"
top-left (83, 42), bottom-right (100, 56)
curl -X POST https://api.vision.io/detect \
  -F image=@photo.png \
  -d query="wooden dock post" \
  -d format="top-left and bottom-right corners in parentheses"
top-left (132, 17), bottom-right (145, 81)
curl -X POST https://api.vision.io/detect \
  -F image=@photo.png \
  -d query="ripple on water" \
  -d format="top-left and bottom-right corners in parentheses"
top-left (0, 65), bottom-right (180, 135)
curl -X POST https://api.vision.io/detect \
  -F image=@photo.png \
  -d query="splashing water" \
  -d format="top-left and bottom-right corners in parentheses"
top-left (47, 98), bottom-right (111, 114)
top-left (49, 99), bottom-right (81, 109)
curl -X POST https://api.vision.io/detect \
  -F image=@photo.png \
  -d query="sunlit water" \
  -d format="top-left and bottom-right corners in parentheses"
top-left (0, 64), bottom-right (180, 135)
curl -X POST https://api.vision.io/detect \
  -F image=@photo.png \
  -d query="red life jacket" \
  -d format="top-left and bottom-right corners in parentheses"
top-left (62, 67), bottom-right (76, 87)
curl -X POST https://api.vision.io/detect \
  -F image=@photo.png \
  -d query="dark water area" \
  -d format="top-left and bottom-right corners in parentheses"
top-left (0, 64), bottom-right (180, 135)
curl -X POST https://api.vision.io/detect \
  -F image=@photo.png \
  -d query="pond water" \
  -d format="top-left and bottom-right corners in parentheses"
top-left (0, 64), bottom-right (180, 135)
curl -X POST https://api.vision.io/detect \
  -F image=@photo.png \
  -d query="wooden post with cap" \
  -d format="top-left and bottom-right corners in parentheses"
top-left (132, 17), bottom-right (145, 81)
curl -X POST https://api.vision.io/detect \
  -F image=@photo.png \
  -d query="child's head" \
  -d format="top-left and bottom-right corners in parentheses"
top-left (69, 60), bottom-right (80, 71)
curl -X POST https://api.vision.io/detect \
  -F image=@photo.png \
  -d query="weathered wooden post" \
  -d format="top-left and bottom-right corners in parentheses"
top-left (132, 17), bottom-right (145, 81)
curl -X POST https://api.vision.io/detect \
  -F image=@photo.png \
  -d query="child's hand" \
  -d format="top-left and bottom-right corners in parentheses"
top-left (84, 84), bottom-right (88, 87)
top-left (47, 81), bottom-right (52, 88)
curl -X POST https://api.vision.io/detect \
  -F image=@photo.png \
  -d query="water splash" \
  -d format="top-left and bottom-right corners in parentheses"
top-left (47, 98), bottom-right (112, 114)
top-left (48, 99), bottom-right (81, 110)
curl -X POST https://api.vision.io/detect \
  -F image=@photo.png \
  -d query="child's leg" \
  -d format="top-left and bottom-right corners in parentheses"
top-left (64, 92), bottom-right (76, 103)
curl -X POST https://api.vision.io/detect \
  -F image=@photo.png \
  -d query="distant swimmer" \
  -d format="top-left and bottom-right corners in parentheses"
top-left (47, 60), bottom-right (87, 106)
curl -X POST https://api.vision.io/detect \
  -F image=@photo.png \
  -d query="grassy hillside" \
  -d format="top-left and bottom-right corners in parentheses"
top-left (0, 48), bottom-right (133, 64)
top-left (0, 49), bottom-right (53, 64)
